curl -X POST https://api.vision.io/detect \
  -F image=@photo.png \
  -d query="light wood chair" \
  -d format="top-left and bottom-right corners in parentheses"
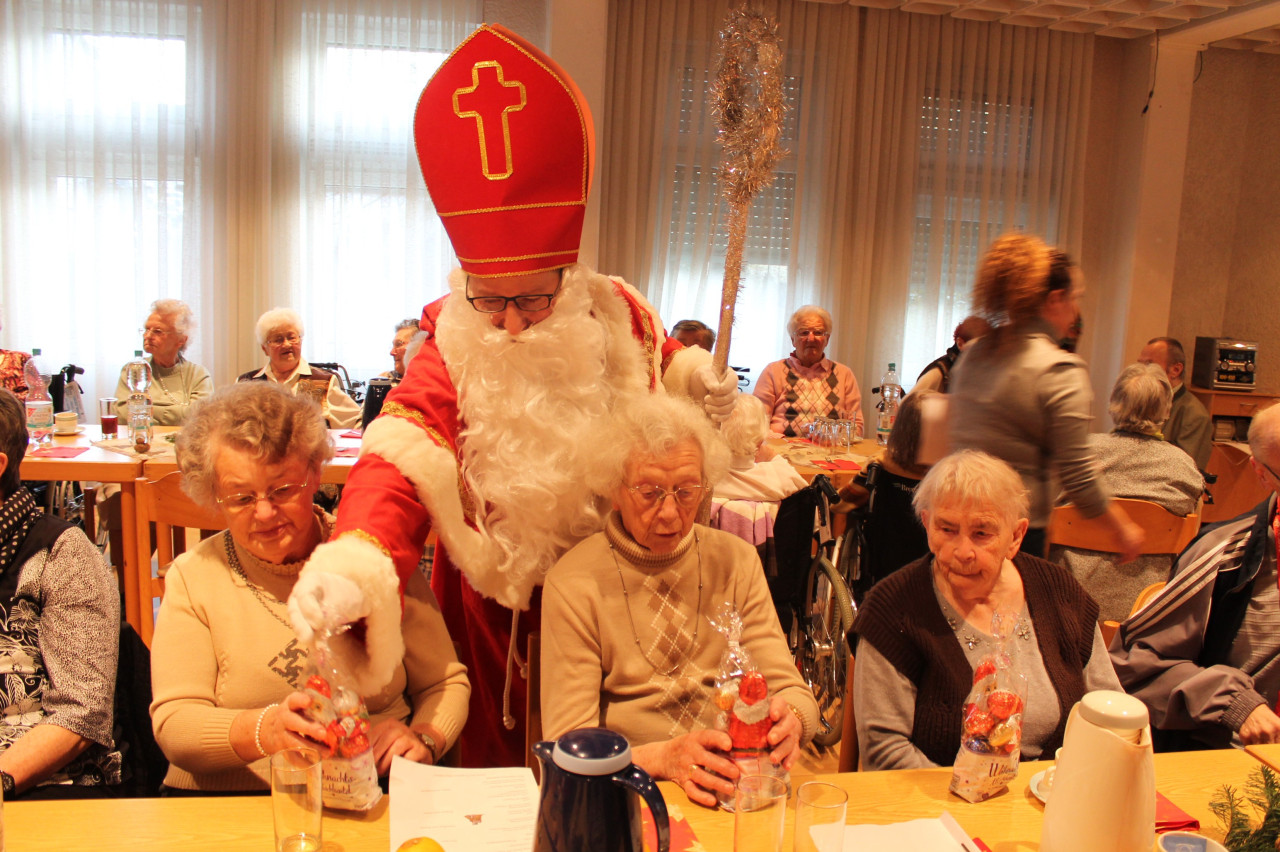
top-left (837, 653), bottom-right (859, 772)
top-left (1048, 497), bottom-right (1201, 555)
top-left (1101, 581), bottom-right (1167, 646)
top-left (525, 630), bottom-right (542, 781)
top-left (133, 472), bottom-right (226, 646)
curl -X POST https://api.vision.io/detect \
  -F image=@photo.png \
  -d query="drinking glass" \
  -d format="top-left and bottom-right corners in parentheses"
top-left (25, 399), bottom-right (53, 445)
top-left (734, 774), bottom-right (787, 852)
top-left (129, 412), bottom-right (153, 453)
top-left (271, 747), bottom-right (322, 852)
top-left (794, 782), bottom-right (848, 852)
top-left (99, 397), bottom-right (118, 438)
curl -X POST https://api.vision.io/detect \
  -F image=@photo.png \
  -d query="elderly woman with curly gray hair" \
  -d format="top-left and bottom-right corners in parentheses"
top-left (150, 382), bottom-right (469, 793)
top-left (540, 394), bottom-right (818, 807)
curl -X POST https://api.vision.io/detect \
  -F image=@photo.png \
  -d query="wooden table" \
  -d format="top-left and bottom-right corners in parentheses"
top-left (766, 435), bottom-right (882, 491)
top-left (18, 426), bottom-right (147, 628)
top-left (141, 428), bottom-right (363, 484)
top-left (663, 748), bottom-right (1254, 850)
top-left (6, 750), bottom-right (1248, 850)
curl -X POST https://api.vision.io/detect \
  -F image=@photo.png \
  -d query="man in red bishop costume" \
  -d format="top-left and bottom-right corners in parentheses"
top-left (287, 24), bottom-right (737, 767)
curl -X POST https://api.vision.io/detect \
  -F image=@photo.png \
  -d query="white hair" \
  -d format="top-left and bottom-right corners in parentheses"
top-left (1109, 362), bottom-right (1172, 435)
top-left (787, 305), bottom-right (833, 337)
top-left (1249, 402), bottom-right (1280, 461)
top-left (150, 298), bottom-right (196, 348)
top-left (720, 394), bottom-right (769, 469)
top-left (591, 394), bottom-right (732, 497)
top-left (913, 449), bottom-right (1029, 531)
top-left (255, 308), bottom-right (303, 347)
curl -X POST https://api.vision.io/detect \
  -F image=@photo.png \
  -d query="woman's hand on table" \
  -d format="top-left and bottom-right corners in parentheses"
top-left (368, 719), bottom-right (433, 775)
top-left (263, 692), bottom-right (330, 756)
top-left (634, 729), bottom-right (737, 808)
top-left (766, 697), bottom-right (804, 769)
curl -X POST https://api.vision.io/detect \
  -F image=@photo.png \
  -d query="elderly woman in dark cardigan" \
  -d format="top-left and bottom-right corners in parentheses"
top-left (850, 450), bottom-right (1121, 770)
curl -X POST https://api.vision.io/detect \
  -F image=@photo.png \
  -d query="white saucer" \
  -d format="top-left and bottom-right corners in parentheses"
top-left (1029, 770), bottom-right (1049, 804)
top-left (53, 426), bottom-right (86, 436)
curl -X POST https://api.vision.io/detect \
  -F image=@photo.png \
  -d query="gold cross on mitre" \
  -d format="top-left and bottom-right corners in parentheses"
top-left (452, 61), bottom-right (527, 181)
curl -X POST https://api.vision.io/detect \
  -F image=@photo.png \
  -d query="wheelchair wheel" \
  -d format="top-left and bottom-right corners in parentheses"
top-left (798, 553), bottom-right (855, 747)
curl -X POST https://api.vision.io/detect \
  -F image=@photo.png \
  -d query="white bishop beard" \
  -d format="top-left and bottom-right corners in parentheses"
top-left (435, 266), bottom-right (643, 593)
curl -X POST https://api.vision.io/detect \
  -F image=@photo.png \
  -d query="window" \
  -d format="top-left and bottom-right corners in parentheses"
top-left (902, 91), bottom-right (1036, 383)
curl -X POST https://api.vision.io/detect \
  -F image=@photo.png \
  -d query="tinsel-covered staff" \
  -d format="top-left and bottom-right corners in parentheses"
top-left (709, 8), bottom-right (787, 374)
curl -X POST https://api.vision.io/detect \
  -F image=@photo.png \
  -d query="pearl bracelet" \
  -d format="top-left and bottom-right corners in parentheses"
top-left (255, 703), bottom-right (278, 759)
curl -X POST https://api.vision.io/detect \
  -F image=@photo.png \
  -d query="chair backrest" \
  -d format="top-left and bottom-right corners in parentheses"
top-left (838, 652), bottom-right (859, 772)
top-left (133, 472), bottom-right (226, 646)
top-left (526, 630), bottom-right (542, 781)
top-left (1100, 581), bottom-right (1167, 649)
top-left (1048, 498), bottom-right (1201, 555)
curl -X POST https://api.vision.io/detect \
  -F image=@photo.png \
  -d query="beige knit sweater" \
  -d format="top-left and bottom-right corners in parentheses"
top-left (150, 517), bottom-right (469, 791)
top-left (541, 516), bottom-right (818, 746)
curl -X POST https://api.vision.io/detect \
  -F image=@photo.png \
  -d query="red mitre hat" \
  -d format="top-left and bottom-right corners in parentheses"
top-left (415, 24), bottom-right (595, 277)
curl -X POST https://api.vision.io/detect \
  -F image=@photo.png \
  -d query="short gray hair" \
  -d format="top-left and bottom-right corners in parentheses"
top-left (593, 395), bottom-right (731, 498)
top-left (787, 305), bottom-right (833, 338)
top-left (151, 298), bottom-right (196, 350)
top-left (1109, 363), bottom-right (1172, 435)
top-left (0, 389), bottom-right (27, 497)
top-left (177, 382), bottom-right (333, 508)
top-left (721, 394), bottom-right (769, 464)
top-left (913, 449), bottom-right (1028, 531)
top-left (255, 308), bottom-right (304, 348)
top-left (1249, 402), bottom-right (1280, 463)
top-left (394, 318), bottom-right (420, 334)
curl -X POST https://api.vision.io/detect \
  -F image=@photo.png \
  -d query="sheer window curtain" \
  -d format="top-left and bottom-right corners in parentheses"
top-left (1, 0), bottom-right (479, 404)
top-left (601, 1), bottom-right (1092, 422)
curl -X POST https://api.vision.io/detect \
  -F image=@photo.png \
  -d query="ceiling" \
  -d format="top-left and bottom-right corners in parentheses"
top-left (802, 0), bottom-right (1280, 51)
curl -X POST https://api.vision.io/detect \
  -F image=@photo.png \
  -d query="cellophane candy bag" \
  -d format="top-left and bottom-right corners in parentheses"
top-left (301, 628), bottom-right (382, 811)
top-left (949, 611), bottom-right (1027, 803)
top-left (709, 602), bottom-right (788, 810)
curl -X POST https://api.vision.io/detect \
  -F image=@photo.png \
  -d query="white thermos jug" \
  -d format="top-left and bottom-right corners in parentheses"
top-left (1041, 690), bottom-right (1155, 852)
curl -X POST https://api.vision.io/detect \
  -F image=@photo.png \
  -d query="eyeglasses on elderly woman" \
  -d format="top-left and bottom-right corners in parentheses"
top-left (266, 332), bottom-right (301, 347)
top-left (215, 477), bottom-right (311, 513)
top-left (625, 483), bottom-right (707, 508)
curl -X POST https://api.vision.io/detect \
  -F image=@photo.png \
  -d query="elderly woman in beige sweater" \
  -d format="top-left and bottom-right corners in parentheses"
top-left (541, 394), bottom-right (818, 807)
top-left (150, 382), bottom-right (469, 792)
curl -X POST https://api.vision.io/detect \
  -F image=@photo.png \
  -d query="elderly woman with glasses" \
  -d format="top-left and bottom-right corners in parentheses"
top-left (150, 383), bottom-right (469, 792)
top-left (753, 305), bottom-right (863, 438)
top-left (237, 307), bottom-right (361, 429)
top-left (1048, 363), bottom-right (1204, 621)
top-left (540, 394), bottom-right (818, 807)
top-left (114, 299), bottom-right (213, 425)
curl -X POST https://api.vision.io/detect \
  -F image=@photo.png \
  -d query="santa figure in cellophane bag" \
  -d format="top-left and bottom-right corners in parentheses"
top-left (950, 612), bottom-right (1027, 803)
top-left (301, 627), bottom-right (382, 811)
top-left (710, 602), bottom-right (788, 810)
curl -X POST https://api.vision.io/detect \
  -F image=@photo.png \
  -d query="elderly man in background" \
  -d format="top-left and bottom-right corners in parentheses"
top-left (1138, 337), bottom-right (1212, 471)
top-left (671, 319), bottom-right (715, 352)
top-left (1111, 402), bottom-right (1280, 749)
top-left (382, 318), bottom-right (421, 384)
top-left (287, 24), bottom-right (736, 768)
top-left (0, 389), bottom-right (122, 798)
top-left (753, 305), bottom-right (863, 438)
top-left (238, 308), bottom-right (361, 429)
top-left (115, 298), bottom-right (213, 425)
top-left (912, 315), bottom-right (991, 395)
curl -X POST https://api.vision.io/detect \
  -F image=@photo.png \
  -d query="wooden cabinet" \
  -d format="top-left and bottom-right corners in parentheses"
top-left (1188, 386), bottom-right (1279, 523)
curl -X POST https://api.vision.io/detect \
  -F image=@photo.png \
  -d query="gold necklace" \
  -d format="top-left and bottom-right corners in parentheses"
top-left (610, 532), bottom-right (704, 677)
top-left (223, 534), bottom-right (292, 630)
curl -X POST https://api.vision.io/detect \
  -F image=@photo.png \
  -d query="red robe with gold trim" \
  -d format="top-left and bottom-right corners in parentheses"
top-left (333, 270), bottom-right (699, 767)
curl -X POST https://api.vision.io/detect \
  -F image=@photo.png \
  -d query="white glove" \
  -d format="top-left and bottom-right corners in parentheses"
top-left (287, 570), bottom-right (367, 644)
top-left (691, 364), bottom-right (739, 423)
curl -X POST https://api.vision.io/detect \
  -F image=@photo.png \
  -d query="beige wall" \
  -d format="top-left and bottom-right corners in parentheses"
top-left (1169, 47), bottom-right (1280, 394)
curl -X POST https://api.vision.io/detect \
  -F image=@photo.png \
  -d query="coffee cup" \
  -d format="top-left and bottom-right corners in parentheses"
top-left (53, 412), bottom-right (78, 434)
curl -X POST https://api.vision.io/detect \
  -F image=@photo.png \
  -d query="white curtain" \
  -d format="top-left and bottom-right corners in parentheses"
top-left (602, 1), bottom-right (1092, 422)
top-left (0, 0), bottom-right (480, 404)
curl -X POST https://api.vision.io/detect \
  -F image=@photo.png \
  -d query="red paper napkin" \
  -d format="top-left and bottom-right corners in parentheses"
top-left (813, 459), bottom-right (863, 472)
top-left (1156, 791), bottom-right (1200, 833)
top-left (30, 446), bottom-right (89, 459)
top-left (334, 447), bottom-right (360, 458)
top-left (641, 805), bottom-right (700, 852)
top-left (339, 430), bottom-right (363, 438)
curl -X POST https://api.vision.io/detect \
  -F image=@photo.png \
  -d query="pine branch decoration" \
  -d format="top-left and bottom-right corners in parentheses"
top-left (1212, 766), bottom-right (1280, 851)
top-left (706, 5), bottom-right (787, 374)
